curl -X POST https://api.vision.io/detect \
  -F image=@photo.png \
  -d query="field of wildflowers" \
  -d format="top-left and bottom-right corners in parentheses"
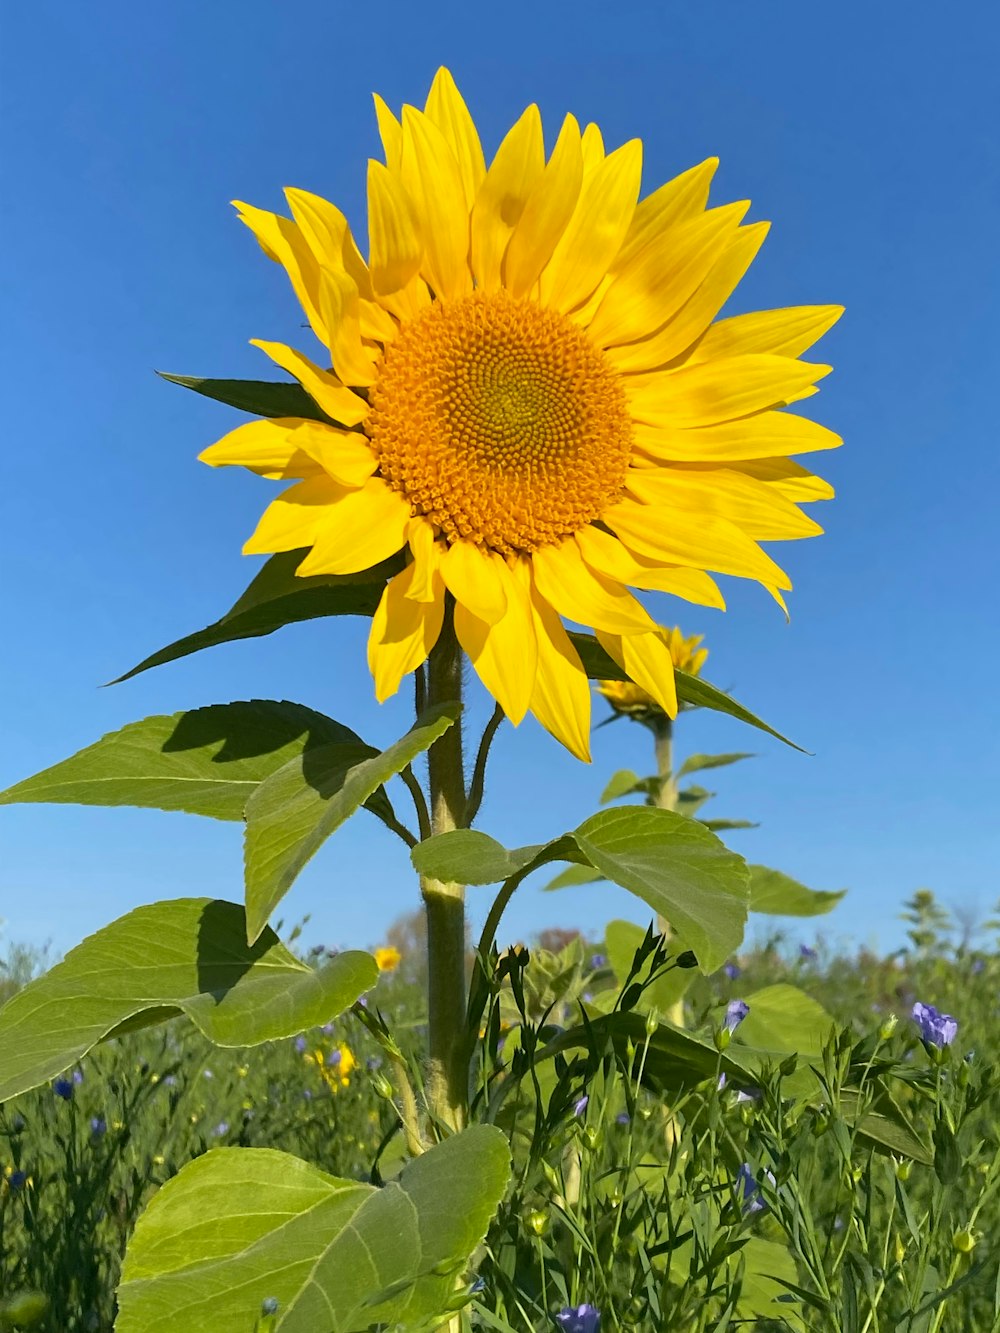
top-left (2, 891), bottom-right (998, 1331)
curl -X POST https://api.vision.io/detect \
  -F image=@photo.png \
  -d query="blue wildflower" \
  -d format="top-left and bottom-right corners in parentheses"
top-left (556, 1305), bottom-right (601, 1333)
top-left (615, 1112), bottom-right (630, 1125)
top-left (321, 1022), bottom-right (336, 1035)
top-left (212, 1121), bottom-right (229, 1138)
top-left (261, 1296), bottom-right (279, 1315)
top-left (912, 1002), bottom-right (958, 1047)
top-left (736, 1162), bottom-right (774, 1215)
top-left (468, 1277), bottom-right (486, 1294)
top-left (724, 999), bottom-right (750, 1034)
top-left (723, 961), bottom-right (741, 980)
top-left (736, 1087), bottom-right (762, 1104)
top-left (326, 1049), bottom-right (342, 1067)
top-left (72, 1068), bottom-right (84, 1085)
top-left (10, 1114), bottom-right (25, 1132)
top-left (90, 1117), bottom-right (107, 1137)
top-left (589, 953), bottom-right (607, 969)
top-left (971, 958), bottom-right (985, 975)
top-left (294, 1035), bottom-right (308, 1054)
top-left (573, 1095), bottom-right (589, 1117)
top-left (799, 944), bottom-right (818, 961)
top-left (202, 1069), bottom-right (214, 1080)
top-left (8, 1169), bottom-right (29, 1191)
top-left (366, 1055), bottom-right (383, 1071)
top-left (53, 1078), bottom-right (74, 1101)
top-left (163, 1075), bottom-right (178, 1088)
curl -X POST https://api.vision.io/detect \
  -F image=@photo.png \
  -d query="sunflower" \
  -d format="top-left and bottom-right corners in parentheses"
top-left (200, 68), bottom-right (841, 762)
top-left (599, 626), bottom-right (708, 719)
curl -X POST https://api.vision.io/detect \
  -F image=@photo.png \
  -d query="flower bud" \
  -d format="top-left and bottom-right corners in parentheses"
top-left (645, 1008), bottom-right (660, 1036)
top-left (895, 1158), bottom-right (912, 1182)
top-left (952, 1228), bottom-right (976, 1254)
top-left (527, 1208), bottom-right (549, 1236)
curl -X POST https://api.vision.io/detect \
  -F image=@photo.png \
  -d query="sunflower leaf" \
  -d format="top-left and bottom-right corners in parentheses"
top-left (157, 371), bottom-right (334, 423)
top-left (244, 702), bottom-right (461, 943)
top-left (677, 751), bottom-right (755, 777)
top-left (415, 805), bottom-right (749, 972)
top-left (116, 1127), bottom-right (511, 1333)
top-left (0, 701), bottom-right (396, 825)
top-left (569, 632), bottom-right (805, 751)
top-left (112, 551), bottom-right (401, 684)
top-left (0, 898), bottom-right (378, 1100)
top-left (748, 865), bottom-right (847, 916)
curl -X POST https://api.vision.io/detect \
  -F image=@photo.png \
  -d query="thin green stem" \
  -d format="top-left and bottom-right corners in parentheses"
top-left (465, 703), bottom-right (505, 825)
top-left (399, 765), bottom-right (431, 842)
top-left (421, 605), bottom-right (469, 1132)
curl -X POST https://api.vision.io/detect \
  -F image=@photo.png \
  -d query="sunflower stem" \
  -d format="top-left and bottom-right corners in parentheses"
top-left (421, 605), bottom-right (469, 1131)
top-left (651, 716), bottom-right (685, 1026)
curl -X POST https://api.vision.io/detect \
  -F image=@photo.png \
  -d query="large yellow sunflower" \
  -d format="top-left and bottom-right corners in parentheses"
top-left (200, 68), bottom-right (841, 762)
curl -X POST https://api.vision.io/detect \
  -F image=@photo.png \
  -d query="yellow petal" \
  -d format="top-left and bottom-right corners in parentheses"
top-left (689, 304), bottom-right (844, 363)
top-left (631, 406), bottom-right (841, 462)
top-left (368, 563), bottom-right (445, 702)
top-left (294, 425), bottom-right (378, 488)
top-left (373, 93), bottom-right (402, 171)
top-left (284, 187), bottom-right (374, 298)
top-left (243, 476), bottom-right (341, 555)
top-left (575, 525), bottom-right (726, 608)
top-left (454, 557), bottom-right (536, 724)
top-left (296, 477), bottom-right (411, 576)
top-left (606, 497), bottom-right (792, 589)
top-left (441, 540), bottom-right (509, 625)
top-left (250, 340), bottom-right (369, 427)
top-left (731, 457), bottom-right (836, 502)
top-left (470, 104), bottom-right (546, 294)
top-left (528, 584), bottom-right (592, 762)
top-left (367, 159), bottom-right (424, 297)
top-left (581, 123), bottom-right (605, 170)
top-left (587, 201), bottom-right (748, 348)
top-left (531, 539), bottom-right (657, 635)
top-left (400, 106), bottom-right (473, 301)
top-left (625, 466), bottom-right (823, 541)
top-left (502, 114), bottom-right (584, 299)
top-left (199, 418), bottom-right (320, 478)
top-left (314, 265), bottom-right (377, 387)
top-left (234, 201), bottom-right (329, 347)
top-left (405, 518), bottom-right (444, 602)
top-left (607, 222), bottom-right (768, 372)
top-left (539, 138), bottom-right (643, 314)
top-left (424, 67), bottom-right (486, 211)
top-left (612, 158), bottom-right (718, 275)
top-left (625, 354), bottom-right (831, 427)
top-left (596, 629), bottom-right (678, 718)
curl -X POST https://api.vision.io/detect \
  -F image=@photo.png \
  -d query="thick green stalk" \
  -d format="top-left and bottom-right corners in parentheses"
top-left (651, 716), bottom-right (685, 1025)
top-left (421, 607), bottom-right (469, 1131)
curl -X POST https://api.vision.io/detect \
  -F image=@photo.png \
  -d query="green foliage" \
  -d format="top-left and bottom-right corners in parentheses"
top-left (0, 701), bottom-right (378, 822)
top-left (676, 751), bottom-right (754, 777)
top-left (749, 865), bottom-right (847, 917)
top-left (157, 372), bottom-right (333, 422)
top-left (0, 900), bottom-right (376, 1100)
top-left (244, 702), bottom-right (460, 940)
top-left (113, 551), bottom-right (399, 684)
top-left (414, 806), bottom-right (750, 972)
top-left (116, 1127), bottom-right (511, 1332)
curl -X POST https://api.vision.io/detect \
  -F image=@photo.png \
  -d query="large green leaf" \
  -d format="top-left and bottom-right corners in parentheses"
top-left (731, 983), bottom-right (836, 1064)
top-left (569, 632), bottom-right (804, 751)
top-left (244, 703), bottom-right (460, 941)
top-left (415, 806), bottom-right (749, 973)
top-left (113, 551), bottom-right (399, 684)
top-left (0, 701), bottom-right (387, 822)
top-left (748, 865), bottom-right (846, 917)
top-left (116, 1128), bottom-right (511, 1332)
top-left (0, 899), bottom-right (377, 1101)
top-left (158, 371), bottom-right (333, 423)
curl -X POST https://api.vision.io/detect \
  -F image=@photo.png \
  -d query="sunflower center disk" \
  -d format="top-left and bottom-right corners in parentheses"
top-left (369, 291), bottom-right (633, 555)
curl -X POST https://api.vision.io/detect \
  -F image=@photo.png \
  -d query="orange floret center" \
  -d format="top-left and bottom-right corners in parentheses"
top-left (368, 290), bottom-right (633, 555)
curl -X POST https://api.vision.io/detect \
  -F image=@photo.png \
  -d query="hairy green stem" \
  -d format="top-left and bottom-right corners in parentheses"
top-left (650, 717), bottom-right (685, 1026)
top-left (421, 606), bottom-right (469, 1131)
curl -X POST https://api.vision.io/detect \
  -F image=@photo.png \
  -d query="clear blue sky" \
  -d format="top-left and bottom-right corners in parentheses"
top-left (2, 1), bottom-right (998, 961)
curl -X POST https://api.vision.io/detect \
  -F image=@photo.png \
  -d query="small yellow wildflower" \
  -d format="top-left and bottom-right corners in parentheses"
top-left (598, 626), bottom-right (708, 719)
top-left (374, 945), bottom-right (402, 973)
top-left (304, 1042), bottom-right (357, 1092)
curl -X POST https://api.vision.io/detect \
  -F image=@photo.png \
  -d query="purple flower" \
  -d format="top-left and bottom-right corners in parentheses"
top-left (736, 1162), bottom-right (773, 1215)
top-left (736, 1087), bottom-right (762, 1104)
top-left (556, 1305), bottom-right (601, 1333)
top-left (321, 1022), bottom-right (336, 1036)
top-left (53, 1078), bottom-right (74, 1101)
top-left (366, 1055), bottom-right (383, 1071)
top-left (723, 961), bottom-right (741, 980)
top-left (717, 1072), bottom-right (727, 1091)
top-left (163, 1075), bottom-right (178, 1088)
top-left (971, 958), bottom-right (985, 975)
top-left (799, 944), bottom-right (818, 961)
top-left (912, 1002), bottom-right (958, 1048)
top-left (72, 1069), bottom-right (85, 1085)
top-left (294, 1035), bottom-right (308, 1054)
top-left (90, 1117), bottom-right (107, 1137)
top-left (589, 953), bottom-right (607, 970)
top-left (8, 1170), bottom-right (28, 1191)
top-left (724, 999), bottom-right (750, 1034)
top-left (212, 1121), bottom-right (229, 1138)
top-left (326, 1049), bottom-right (342, 1068)
top-left (615, 1112), bottom-right (630, 1125)
top-left (573, 1095), bottom-right (589, 1117)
